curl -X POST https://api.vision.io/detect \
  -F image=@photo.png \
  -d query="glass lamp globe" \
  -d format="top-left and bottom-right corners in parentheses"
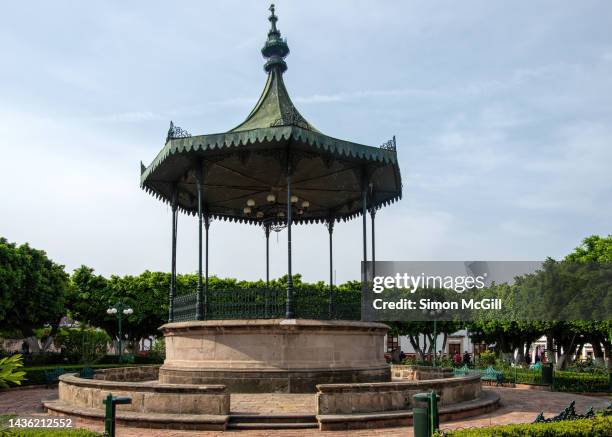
top-left (290, 195), bottom-right (298, 203)
top-left (301, 200), bottom-right (310, 209)
top-left (123, 308), bottom-right (133, 315)
top-left (243, 206), bottom-right (252, 215)
top-left (266, 193), bottom-right (276, 203)
top-left (246, 199), bottom-right (256, 207)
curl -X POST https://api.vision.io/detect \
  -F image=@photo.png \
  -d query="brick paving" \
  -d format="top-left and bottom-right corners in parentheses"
top-left (1, 386), bottom-right (610, 436)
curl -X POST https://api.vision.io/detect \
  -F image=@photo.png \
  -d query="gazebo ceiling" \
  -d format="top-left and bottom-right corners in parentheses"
top-left (140, 4), bottom-right (402, 225)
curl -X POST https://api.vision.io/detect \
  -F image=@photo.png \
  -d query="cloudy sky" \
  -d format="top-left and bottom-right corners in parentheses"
top-left (1, 1), bottom-right (611, 283)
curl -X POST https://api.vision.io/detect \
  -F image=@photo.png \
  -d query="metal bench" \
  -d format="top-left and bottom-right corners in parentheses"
top-left (79, 367), bottom-right (94, 379)
top-left (44, 368), bottom-right (66, 386)
top-left (453, 364), bottom-right (471, 377)
top-left (481, 366), bottom-right (504, 386)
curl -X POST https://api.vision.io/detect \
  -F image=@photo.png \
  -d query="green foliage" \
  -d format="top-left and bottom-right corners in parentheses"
top-left (434, 415), bottom-right (612, 436)
top-left (0, 354), bottom-right (26, 388)
top-left (0, 238), bottom-right (69, 336)
top-left (566, 358), bottom-right (608, 374)
top-left (552, 371), bottom-right (610, 393)
top-left (566, 234), bottom-right (612, 262)
top-left (149, 337), bottom-right (165, 363)
top-left (2, 426), bottom-right (101, 436)
top-left (19, 363), bottom-right (156, 386)
top-left (53, 328), bottom-right (110, 364)
top-left (478, 350), bottom-right (497, 366)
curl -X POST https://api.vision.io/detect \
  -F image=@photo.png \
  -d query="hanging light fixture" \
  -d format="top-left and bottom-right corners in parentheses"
top-left (243, 206), bottom-right (252, 215)
top-left (256, 211), bottom-right (264, 219)
top-left (301, 200), bottom-right (310, 209)
top-left (298, 209), bottom-right (304, 215)
top-left (266, 193), bottom-right (276, 203)
top-left (291, 195), bottom-right (298, 204)
top-left (277, 211), bottom-right (285, 218)
top-left (247, 198), bottom-right (256, 207)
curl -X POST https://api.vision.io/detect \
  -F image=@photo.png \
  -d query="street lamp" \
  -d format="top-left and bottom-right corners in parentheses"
top-left (106, 301), bottom-right (133, 363)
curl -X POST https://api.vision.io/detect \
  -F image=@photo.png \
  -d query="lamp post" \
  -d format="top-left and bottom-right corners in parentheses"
top-left (106, 301), bottom-right (133, 363)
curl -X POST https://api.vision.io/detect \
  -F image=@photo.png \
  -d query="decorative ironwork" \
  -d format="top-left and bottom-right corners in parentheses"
top-left (270, 106), bottom-right (310, 129)
top-left (533, 401), bottom-right (595, 423)
top-left (380, 135), bottom-right (396, 151)
top-left (171, 287), bottom-right (360, 321)
top-left (166, 121), bottom-right (192, 142)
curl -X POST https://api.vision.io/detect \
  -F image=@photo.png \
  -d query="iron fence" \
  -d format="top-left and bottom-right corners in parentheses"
top-left (172, 287), bottom-right (361, 321)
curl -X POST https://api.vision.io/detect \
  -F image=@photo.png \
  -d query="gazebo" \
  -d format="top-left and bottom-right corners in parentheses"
top-left (140, 4), bottom-right (402, 392)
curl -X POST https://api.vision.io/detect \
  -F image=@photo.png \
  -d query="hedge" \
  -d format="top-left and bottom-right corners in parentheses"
top-left (496, 367), bottom-right (609, 392)
top-left (17, 364), bottom-right (153, 386)
top-left (553, 372), bottom-right (610, 393)
top-left (434, 416), bottom-right (612, 436)
top-left (2, 429), bottom-right (101, 436)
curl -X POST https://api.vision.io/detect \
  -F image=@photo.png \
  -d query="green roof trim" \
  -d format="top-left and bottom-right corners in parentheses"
top-left (140, 125), bottom-right (398, 185)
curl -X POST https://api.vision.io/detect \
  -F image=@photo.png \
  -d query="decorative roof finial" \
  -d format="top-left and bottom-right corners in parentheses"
top-left (269, 4), bottom-right (278, 33)
top-left (262, 3), bottom-right (289, 73)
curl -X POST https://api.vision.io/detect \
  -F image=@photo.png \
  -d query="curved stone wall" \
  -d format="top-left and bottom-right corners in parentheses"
top-left (56, 373), bottom-right (229, 415)
top-left (159, 319), bottom-right (391, 392)
top-left (93, 365), bottom-right (159, 381)
top-left (316, 374), bottom-right (482, 414)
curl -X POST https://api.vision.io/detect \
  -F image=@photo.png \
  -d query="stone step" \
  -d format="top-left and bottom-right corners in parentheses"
top-left (229, 413), bottom-right (316, 424)
top-left (228, 414), bottom-right (318, 429)
top-left (227, 422), bottom-right (318, 430)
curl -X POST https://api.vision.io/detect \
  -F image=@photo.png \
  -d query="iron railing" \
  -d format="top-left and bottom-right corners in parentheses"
top-left (172, 287), bottom-right (361, 321)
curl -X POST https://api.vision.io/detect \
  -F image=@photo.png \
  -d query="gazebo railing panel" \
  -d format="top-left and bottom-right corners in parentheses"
top-left (171, 288), bottom-right (360, 321)
top-left (173, 293), bottom-right (197, 321)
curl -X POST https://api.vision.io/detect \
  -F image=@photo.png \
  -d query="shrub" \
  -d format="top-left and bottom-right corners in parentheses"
top-left (477, 350), bottom-right (496, 366)
top-left (148, 337), bottom-right (165, 363)
top-left (434, 415), bottom-right (612, 436)
top-left (18, 363), bottom-right (148, 386)
top-left (0, 354), bottom-right (26, 388)
top-left (21, 353), bottom-right (68, 367)
top-left (53, 328), bottom-right (110, 364)
top-left (3, 428), bottom-right (101, 436)
top-left (553, 371), bottom-right (610, 393)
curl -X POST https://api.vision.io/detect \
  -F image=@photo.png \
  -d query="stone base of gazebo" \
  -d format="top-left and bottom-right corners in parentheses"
top-left (158, 319), bottom-right (390, 393)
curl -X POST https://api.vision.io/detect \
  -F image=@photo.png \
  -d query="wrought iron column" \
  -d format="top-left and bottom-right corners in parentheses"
top-left (265, 224), bottom-right (270, 287)
top-left (327, 219), bottom-right (334, 318)
top-left (204, 214), bottom-right (210, 320)
top-left (195, 165), bottom-right (205, 320)
top-left (370, 207), bottom-right (376, 279)
top-left (286, 159), bottom-right (294, 319)
top-left (361, 173), bottom-right (368, 287)
top-left (168, 186), bottom-right (178, 322)
top-left (264, 223), bottom-right (271, 318)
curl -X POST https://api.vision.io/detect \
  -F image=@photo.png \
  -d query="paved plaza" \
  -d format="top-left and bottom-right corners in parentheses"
top-left (1, 386), bottom-right (609, 436)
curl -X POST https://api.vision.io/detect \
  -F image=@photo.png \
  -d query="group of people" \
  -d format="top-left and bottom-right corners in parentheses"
top-left (453, 350), bottom-right (472, 365)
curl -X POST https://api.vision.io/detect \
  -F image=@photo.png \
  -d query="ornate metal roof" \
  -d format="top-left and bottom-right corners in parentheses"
top-left (140, 4), bottom-right (402, 224)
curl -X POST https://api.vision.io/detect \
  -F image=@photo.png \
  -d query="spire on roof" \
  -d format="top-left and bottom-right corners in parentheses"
top-left (230, 4), bottom-right (317, 132)
top-left (261, 3), bottom-right (290, 73)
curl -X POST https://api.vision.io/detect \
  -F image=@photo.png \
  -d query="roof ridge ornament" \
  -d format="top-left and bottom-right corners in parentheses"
top-left (262, 3), bottom-right (290, 73)
top-left (380, 135), bottom-right (397, 151)
top-left (166, 121), bottom-right (192, 143)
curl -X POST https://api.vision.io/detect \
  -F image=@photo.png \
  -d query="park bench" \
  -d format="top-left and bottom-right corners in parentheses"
top-left (79, 367), bottom-right (94, 379)
top-left (453, 364), bottom-right (471, 377)
top-left (44, 368), bottom-right (66, 386)
top-left (481, 366), bottom-right (504, 386)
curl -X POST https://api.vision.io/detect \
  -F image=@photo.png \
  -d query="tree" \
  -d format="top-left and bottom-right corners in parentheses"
top-left (563, 235), bottom-right (612, 369)
top-left (0, 238), bottom-right (69, 348)
top-left (388, 321), bottom-right (464, 361)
